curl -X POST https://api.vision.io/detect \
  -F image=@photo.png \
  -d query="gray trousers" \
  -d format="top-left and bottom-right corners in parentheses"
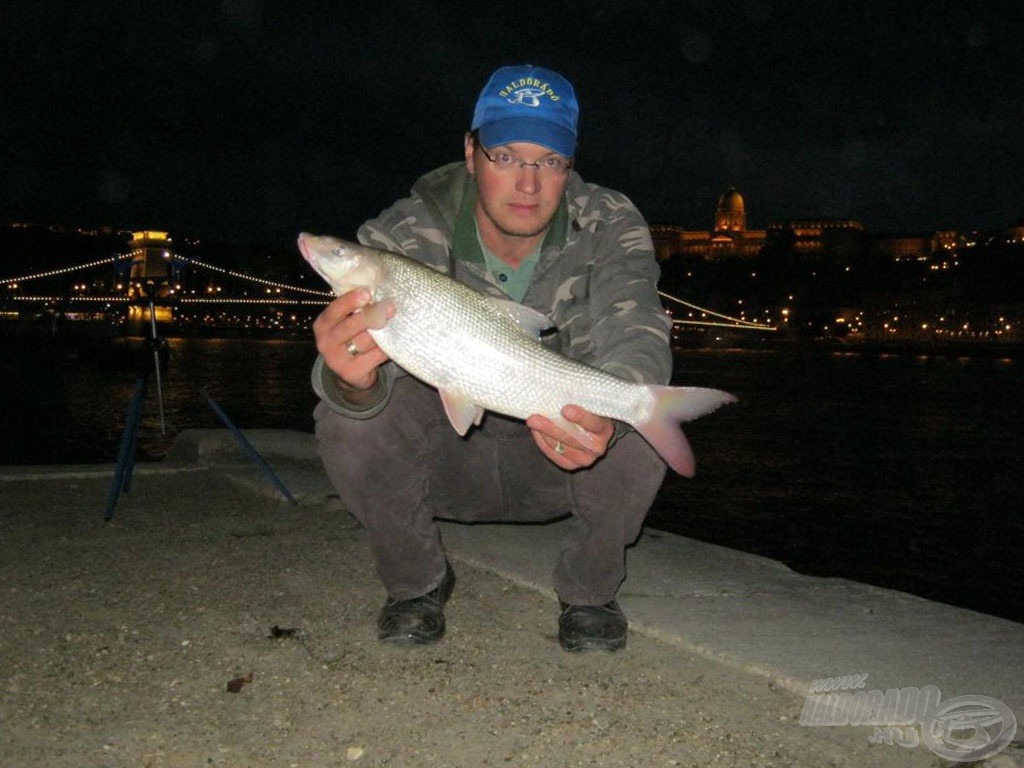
top-left (314, 374), bottom-right (667, 605)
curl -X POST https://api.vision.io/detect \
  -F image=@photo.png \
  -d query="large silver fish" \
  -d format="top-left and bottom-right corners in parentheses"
top-left (299, 233), bottom-right (736, 476)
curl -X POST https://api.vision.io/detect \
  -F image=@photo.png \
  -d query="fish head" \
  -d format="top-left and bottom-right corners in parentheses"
top-left (297, 233), bottom-right (383, 296)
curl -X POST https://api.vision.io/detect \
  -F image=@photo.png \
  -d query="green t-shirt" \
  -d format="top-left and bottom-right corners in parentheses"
top-left (476, 221), bottom-right (540, 302)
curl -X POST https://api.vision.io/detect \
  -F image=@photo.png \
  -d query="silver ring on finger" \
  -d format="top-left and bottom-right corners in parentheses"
top-left (554, 441), bottom-right (565, 455)
top-left (345, 341), bottom-right (360, 357)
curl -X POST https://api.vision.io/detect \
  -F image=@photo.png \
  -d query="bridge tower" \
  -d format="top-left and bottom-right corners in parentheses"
top-left (126, 230), bottom-right (176, 324)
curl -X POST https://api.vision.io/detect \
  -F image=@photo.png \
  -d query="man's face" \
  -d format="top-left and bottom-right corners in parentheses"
top-left (465, 138), bottom-right (571, 241)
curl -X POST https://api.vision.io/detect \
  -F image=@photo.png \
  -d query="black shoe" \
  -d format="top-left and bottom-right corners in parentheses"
top-left (558, 600), bottom-right (627, 652)
top-left (377, 562), bottom-right (456, 645)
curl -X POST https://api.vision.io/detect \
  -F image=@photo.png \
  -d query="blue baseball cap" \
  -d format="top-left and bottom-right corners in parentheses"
top-left (471, 65), bottom-right (579, 158)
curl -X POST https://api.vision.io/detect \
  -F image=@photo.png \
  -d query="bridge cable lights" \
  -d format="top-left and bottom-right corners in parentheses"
top-left (658, 290), bottom-right (776, 331)
top-left (0, 254), bottom-right (132, 285)
top-left (175, 256), bottom-right (332, 297)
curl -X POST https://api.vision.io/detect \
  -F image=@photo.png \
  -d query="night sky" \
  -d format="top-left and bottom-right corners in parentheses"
top-left (3, 1), bottom-right (1022, 248)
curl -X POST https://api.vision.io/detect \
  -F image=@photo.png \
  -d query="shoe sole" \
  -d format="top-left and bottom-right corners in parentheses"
top-left (560, 635), bottom-right (627, 653)
top-left (379, 632), bottom-right (444, 646)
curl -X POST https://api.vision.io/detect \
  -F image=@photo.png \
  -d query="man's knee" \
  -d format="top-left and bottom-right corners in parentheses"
top-left (571, 431), bottom-right (667, 525)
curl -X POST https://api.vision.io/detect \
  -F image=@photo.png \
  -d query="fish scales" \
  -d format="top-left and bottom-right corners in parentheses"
top-left (368, 251), bottom-right (645, 423)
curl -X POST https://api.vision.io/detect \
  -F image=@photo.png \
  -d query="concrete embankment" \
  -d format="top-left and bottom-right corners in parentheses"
top-left (1, 428), bottom-right (1020, 767)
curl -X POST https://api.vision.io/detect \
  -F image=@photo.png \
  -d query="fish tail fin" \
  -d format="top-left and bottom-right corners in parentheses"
top-left (634, 386), bottom-right (737, 477)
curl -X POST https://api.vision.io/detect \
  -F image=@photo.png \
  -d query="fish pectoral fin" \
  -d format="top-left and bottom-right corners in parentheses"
top-left (439, 389), bottom-right (485, 436)
top-left (359, 299), bottom-right (393, 330)
top-left (486, 298), bottom-right (554, 340)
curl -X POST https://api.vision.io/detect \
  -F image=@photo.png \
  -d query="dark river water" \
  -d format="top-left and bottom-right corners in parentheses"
top-left (3, 334), bottom-right (1022, 624)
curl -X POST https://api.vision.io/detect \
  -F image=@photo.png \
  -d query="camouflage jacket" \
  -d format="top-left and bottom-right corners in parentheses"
top-left (313, 161), bottom-right (672, 418)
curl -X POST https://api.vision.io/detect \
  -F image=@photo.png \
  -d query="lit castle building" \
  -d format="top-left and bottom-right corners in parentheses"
top-left (651, 188), bottom-right (764, 260)
top-left (651, 188), bottom-right (866, 261)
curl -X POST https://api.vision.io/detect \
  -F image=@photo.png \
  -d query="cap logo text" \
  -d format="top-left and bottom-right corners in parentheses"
top-left (498, 78), bottom-right (561, 106)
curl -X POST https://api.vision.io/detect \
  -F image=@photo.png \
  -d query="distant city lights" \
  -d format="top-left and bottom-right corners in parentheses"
top-left (2, 222), bottom-right (1021, 343)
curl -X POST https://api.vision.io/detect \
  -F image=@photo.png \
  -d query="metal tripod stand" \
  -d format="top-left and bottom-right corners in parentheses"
top-left (104, 293), bottom-right (295, 520)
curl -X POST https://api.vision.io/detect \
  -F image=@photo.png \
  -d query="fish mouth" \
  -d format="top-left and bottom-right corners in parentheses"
top-left (297, 233), bottom-right (334, 289)
top-left (297, 232), bottom-right (315, 265)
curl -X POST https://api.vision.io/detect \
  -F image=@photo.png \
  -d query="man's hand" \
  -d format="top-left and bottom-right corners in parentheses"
top-left (312, 289), bottom-right (394, 392)
top-left (527, 404), bottom-right (616, 471)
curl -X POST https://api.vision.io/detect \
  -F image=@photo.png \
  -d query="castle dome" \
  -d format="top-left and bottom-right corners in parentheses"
top-left (716, 188), bottom-right (745, 214)
top-left (714, 187), bottom-right (746, 232)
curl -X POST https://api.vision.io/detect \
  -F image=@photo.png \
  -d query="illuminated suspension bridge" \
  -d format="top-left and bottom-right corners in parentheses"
top-left (1, 235), bottom-right (771, 333)
top-left (0, 253), bottom-right (332, 306)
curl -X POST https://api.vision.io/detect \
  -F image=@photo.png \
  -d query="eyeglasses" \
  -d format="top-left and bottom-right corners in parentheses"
top-left (477, 143), bottom-right (573, 176)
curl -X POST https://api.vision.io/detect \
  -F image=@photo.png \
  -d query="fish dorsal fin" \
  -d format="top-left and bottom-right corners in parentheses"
top-left (439, 389), bottom-right (485, 436)
top-left (485, 297), bottom-right (553, 340)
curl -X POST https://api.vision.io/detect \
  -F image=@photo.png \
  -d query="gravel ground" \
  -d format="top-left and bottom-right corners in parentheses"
top-left (1, 468), bottom-right (949, 767)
